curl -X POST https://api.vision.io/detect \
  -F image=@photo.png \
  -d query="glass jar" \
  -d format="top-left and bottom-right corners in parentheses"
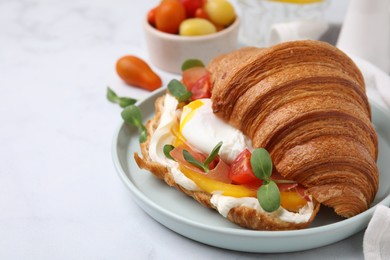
top-left (237, 0), bottom-right (329, 47)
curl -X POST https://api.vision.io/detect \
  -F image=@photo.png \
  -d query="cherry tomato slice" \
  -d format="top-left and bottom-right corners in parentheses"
top-left (191, 75), bottom-right (211, 100)
top-left (182, 67), bottom-right (209, 90)
top-left (182, 67), bottom-right (211, 99)
top-left (228, 149), bottom-right (262, 185)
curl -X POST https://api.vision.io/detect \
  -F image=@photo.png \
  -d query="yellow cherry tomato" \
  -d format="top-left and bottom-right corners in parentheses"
top-left (204, 0), bottom-right (236, 26)
top-left (179, 18), bottom-right (217, 36)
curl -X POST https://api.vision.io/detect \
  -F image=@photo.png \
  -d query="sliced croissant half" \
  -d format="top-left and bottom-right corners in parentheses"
top-left (208, 40), bottom-right (379, 218)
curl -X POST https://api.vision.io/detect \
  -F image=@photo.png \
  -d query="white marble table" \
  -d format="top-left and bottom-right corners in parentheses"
top-left (2, 0), bottom-right (388, 259)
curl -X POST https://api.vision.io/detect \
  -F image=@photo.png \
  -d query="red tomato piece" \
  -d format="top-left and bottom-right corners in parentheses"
top-left (182, 67), bottom-right (209, 91)
top-left (178, 0), bottom-right (204, 17)
top-left (182, 67), bottom-right (211, 100)
top-left (191, 75), bottom-right (211, 100)
top-left (228, 149), bottom-right (261, 185)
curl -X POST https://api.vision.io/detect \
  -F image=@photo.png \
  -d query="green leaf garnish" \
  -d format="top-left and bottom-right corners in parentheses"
top-left (182, 142), bottom-right (222, 172)
top-left (257, 180), bottom-right (280, 212)
top-left (106, 87), bottom-right (137, 108)
top-left (163, 144), bottom-right (175, 160)
top-left (183, 150), bottom-right (208, 172)
top-left (107, 87), bottom-right (118, 103)
top-left (203, 141), bottom-right (222, 168)
top-left (251, 148), bottom-right (273, 181)
top-left (250, 148), bottom-right (280, 212)
top-left (138, 128), bottom-right (147, 143)
top-left (167, 79), bottom-right (192, 102)
top-left (181, 59), bottom-right (205, 71)
top-left (121, 105), bottom-right (147, 143)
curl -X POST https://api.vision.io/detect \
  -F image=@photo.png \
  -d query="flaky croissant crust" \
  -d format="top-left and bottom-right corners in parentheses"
top-left (208, 40), bottom-right (379, 218)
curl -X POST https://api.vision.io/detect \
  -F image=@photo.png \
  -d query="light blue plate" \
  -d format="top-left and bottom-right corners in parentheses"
top-left (112, 86), bottom-right (390, 253)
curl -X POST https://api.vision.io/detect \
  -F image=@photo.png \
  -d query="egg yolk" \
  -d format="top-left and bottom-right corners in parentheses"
top-left (179, 99), bottom-right (204, 134)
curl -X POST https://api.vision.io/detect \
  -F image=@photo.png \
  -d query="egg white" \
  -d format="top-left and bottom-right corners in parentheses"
top-left (180, 98), bottom-right (253, 164)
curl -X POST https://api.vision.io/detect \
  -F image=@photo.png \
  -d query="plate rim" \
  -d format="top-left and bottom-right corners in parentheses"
top-left (112, 82), bottom-right (390, 252)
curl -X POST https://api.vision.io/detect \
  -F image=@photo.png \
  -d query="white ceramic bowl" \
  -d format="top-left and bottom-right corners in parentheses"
top-left (144, 17), bottom-right (240, 74)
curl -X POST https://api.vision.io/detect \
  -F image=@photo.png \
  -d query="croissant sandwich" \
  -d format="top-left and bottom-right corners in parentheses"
top-left (133, 40), bottom-right (379, 230)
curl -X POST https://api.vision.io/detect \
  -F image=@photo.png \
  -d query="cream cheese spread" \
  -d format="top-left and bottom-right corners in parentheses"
top-left (148, 93), bottom-right (314, 224)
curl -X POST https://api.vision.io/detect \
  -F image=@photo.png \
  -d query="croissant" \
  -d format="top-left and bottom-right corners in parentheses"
top-left (208, 40), bottom-right (379, 218)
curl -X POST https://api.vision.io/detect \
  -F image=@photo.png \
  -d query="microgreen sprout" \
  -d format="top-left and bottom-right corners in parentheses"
top-left (121, 105), bottom-right (147, 143)
top-left (106, 87), bottom-right (137, 108)
top-left (167, 79), bottom-right (192, 102)
top-left (250, 148), bottom-right (280, 212)
top-left (163, 144), bottom-right (175, 160)
top-left (181, 59), bottom-right (205, 71)
top-left (183, 141), bottom-right (223, 172)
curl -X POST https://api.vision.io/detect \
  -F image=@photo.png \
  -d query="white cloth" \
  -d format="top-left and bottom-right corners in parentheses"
top-left (363, 205), bottom-right (390, 260)
top-left (373, 75), bottom-right (390, 110)
top-left (268, 20), bottom-right (329, 46)
top-left (360, 57), bottom-right (390, 110)
top-left (336, 0), bottom-right (390, 74)
top-left (373, 74), bottom-right (390, 110)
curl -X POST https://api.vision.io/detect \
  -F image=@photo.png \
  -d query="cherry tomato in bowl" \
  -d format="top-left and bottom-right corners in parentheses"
top-left (143, 14), bottom-right (240, 73)
top-left (194, 8), bottom-right (209, 19)
top-left (155, 0), bottom-right (186, 34)
top-left (147, 7), bottom-right (158, 26)
top-left (178, 0), bottom-right (204, 17)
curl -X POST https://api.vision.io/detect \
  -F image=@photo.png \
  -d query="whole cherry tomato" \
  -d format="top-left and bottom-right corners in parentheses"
top-left (179, 18), bottom-right (216, 36)
top-left (194, 8), bottom-right (209, 19)
top-left (116, 55), bottom-right (162, 91)
top-left (147, 6), bottom-right (158, 26)
top-left (204, 0), bottom-right (236, 26)
top-left (178, 0), bottom-right (204, 17)
top-left (155, 0), bottom-right (186, 34)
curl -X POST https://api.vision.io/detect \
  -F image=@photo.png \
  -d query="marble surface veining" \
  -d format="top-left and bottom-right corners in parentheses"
top-left (0, 0), bottom-right (379, 259)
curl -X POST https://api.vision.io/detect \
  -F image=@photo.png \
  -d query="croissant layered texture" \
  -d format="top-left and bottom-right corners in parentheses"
top-left (208, 40), bottom-right (379, 218)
